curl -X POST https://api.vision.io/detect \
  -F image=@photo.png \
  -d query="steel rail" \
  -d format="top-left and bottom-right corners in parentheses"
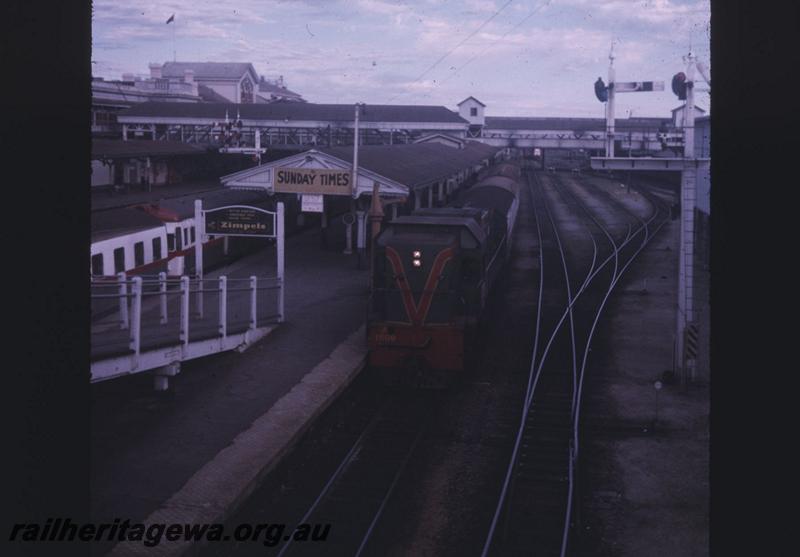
top-left (275, 393), bottom-right (432, 557)
top-left (549, 172), bottom-right (624, 557)
top-left (552, 172), bottom-right (672, 556)
top-left (482, 167), bottom-right (599, 557)
top-left (274, 407), bottom-right (386, 557)
top-left (353, 427), bottom-right (426, 557)
top-left (481, 162), bottom-right (553, 552)
top-left (482, 168), bottom-right (655, 557)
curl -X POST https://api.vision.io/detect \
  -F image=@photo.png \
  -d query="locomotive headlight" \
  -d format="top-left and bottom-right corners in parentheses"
top-left (412, 259), bottom-right (422, 268)
top-left (413, 250), bottom-right (421, 258)
top-left (412, 250), bottom-right (422, 268)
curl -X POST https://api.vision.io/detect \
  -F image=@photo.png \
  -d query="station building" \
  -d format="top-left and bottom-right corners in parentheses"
top-left (92, 61), bottom-right (305, 138)
top-left (113, 95), bottom-right (678, 161)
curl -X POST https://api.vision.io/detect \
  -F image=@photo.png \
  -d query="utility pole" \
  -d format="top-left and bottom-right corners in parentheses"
top-left (606, 41), bottom-right (616, 158)
top-left (677, 52), bottom-right (698, 386)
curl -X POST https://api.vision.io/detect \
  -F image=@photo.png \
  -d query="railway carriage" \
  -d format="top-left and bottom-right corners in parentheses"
top-left (368, 163), bottom-right (522, 385)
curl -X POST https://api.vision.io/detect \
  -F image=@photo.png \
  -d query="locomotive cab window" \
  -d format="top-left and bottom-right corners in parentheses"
top-left (190, 226), bottom-right (196, 244)
top-left (91, 253), bottom-right (104, 276)
top-left (167, 233), bottom-right (176, 252)
top-left (113, 247), bottom-right (125, 274)
top-left (134, 242), bottom-right (145, 267)
top-left (175, 227), bottom-right (183, 251)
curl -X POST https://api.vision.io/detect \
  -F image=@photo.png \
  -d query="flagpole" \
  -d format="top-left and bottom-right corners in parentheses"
top-left (172, 18), bottom-right (176, 62)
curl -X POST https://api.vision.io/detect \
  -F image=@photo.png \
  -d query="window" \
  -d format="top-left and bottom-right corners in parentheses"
top-left (152, 237), bottom-right (162, 260)
top-left (134, 242), bottom-right (145, 267)
top-left (183, 228), bottom-right (188, 246)
top-left (175, 227), bottom-right (183, 251)
top-left (470, 107), bottom-right (478, 116)
top-left (91, 253), bottom-right (104, 276)
top-left (113, 247), bottom-right (126, 274)
top-left (190, 226), bottom-right (196, 244)
top-left (240, 78), bottom-right (253, 103)
top-left (167, 233), bottom-right (176, 252)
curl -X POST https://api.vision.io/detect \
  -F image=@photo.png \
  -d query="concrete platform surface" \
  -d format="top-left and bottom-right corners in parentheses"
top-left (90, 227), bottom-right (369, 556)
top-left (107, 326), bottom-right (366, 557)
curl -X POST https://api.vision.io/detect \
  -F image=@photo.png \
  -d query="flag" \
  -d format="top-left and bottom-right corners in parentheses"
top-left (166, 14), bottom-right (174, 24)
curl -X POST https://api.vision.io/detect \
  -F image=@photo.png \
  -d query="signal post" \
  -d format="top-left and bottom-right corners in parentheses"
top-left (591, 51), bottom-right (710, 385)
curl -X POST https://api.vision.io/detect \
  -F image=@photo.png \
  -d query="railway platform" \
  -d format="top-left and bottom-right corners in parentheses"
top-left (90, 226), bottom-right (369, 556)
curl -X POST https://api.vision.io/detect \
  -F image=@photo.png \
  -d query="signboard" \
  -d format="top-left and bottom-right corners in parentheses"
top-left (274, 167), bottom-right (352, 196)
top-left (615, 81), bottom-right (665, 93)
top-left (204, 205), bottom-right (276, 237)
top-left (301, 194), bottom-right (324, 213)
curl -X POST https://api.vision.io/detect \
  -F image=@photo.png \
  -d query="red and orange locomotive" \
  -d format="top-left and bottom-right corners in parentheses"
top-left (368, 163), bottom-right (521, 385)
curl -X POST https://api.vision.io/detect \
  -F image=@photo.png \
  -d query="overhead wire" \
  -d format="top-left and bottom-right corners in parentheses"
top-left (386, 0), bottom-right (515, 104)
top-left (422, 0), bottom-right (552, 97)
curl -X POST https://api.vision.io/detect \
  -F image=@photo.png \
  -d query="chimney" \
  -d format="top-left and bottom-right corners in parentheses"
top-left (279, 75), bottom-right (285, 88)
top-left (184, 69), bottom-right (197, 95)
top-left (149, 63), bottom-right (162, 79)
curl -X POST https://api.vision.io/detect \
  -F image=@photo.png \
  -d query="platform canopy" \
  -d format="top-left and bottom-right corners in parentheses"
top-left (219, 149), bottom-right (409, 199)
top-left (220, 142), bottom-right (500, 199)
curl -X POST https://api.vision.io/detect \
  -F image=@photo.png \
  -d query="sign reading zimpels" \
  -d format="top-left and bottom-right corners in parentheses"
top-left (205, 206), bottom-right (276, 237)
top-left (275, 167), bottom-right (352, 196)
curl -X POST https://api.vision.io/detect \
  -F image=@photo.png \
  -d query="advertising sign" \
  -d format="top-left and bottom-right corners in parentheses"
top-left (274, 167), bottom-right (352, 196)
top-left (204, 205), bottom-right (276, 237)
top-left (301, 194), bottom-right (324, 213)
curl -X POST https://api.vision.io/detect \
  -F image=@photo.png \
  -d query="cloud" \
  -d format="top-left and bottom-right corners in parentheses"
top-left (558, 0), bottom-right (709, 29)
top-left (91, 0), bottom-right (710, 117)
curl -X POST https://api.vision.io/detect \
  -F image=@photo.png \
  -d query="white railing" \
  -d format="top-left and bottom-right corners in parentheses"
top-left (91, 272), bottom-right (283, 365)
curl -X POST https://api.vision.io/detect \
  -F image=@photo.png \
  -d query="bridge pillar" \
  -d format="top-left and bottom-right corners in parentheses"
top-left (153, 362), bottom-right (180, 392)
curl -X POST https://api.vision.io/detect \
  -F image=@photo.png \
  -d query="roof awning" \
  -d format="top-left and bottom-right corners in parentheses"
top-left (220, 149), bottom-right (409, 199)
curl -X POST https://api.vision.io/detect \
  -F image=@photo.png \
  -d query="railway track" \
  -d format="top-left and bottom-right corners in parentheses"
top-left (482, 165), bottom-right (671, 556)
top-left (199, 161), bottom-right (675, 557)
top-left (208, 390), bottom-right (439, 557)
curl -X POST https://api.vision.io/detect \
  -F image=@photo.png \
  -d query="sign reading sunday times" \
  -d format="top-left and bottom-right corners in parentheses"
top-left (204, 206), bottom-right (276, 238)
top-left (274, 167), bottom-right (352, 196)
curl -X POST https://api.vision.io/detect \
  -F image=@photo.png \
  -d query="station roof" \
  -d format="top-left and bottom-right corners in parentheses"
top-left (92, 139), bottom-right (209, 159)
top-left (119, 101), bottom-right (468, 124)
top-left (319, 141), bottom-right (500, 190)
top-left (485, 116), bottom-right (670, 131)
top-left (91, 207), bottom-right (166, 243)
top-left (197, 84), bottom-right (230, 103)
top-left (147, 188), bottom-right (273, 221)
top-left (458, 96), bottom-right (486, 107)
top-left (220, 142), bottom-right (500, 198)
top-left (258, 81), bottom-right (304, 100)
top-left (161, 62), bottom-right (257, 81)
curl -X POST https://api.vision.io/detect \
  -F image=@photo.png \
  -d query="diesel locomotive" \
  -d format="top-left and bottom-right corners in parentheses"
top-left (367, 162), bottom-right (521, 385)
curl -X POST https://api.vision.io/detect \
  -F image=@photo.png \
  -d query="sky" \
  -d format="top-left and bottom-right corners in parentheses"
top-left (92, 0), bottom-right (711, 118)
